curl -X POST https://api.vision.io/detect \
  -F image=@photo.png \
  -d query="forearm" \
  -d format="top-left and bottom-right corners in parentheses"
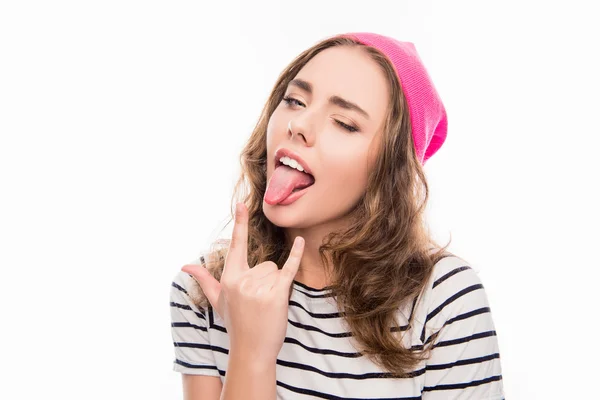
top-left (220, 347), bottom-right (277, 400)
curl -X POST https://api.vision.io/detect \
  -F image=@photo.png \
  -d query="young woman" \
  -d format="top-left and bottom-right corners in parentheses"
top-left (169, 32), bottom-right (505, 399)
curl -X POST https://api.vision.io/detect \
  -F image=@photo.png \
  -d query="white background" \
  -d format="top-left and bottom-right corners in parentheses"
top-left (1, 1), bottom-right (598, 399)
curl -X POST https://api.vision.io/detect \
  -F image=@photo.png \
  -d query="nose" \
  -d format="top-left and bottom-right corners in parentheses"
top-left (288, 117), bottom-right (314, 146)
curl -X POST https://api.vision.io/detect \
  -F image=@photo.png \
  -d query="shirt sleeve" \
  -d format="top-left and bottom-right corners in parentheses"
top-left (420, 264), bottom-right (505, 399)
top-left (170, 268), bottom-right (221, 377)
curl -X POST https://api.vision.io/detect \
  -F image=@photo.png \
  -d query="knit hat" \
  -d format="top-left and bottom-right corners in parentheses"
top-left (334, 32), bottom-right (448, 165)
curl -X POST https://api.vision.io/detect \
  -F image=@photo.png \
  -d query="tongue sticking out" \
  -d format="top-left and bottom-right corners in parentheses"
top-left (265, 165), bottom-right (315, 205)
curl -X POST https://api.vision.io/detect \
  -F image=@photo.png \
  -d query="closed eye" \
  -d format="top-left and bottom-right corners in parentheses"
top-left (282, 96), bottom-right (360, 133)
top-left (334, 119), bottom-right (359, 133)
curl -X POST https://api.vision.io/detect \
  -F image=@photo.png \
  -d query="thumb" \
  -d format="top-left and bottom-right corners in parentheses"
top-left (181, 264), bottom-right (221, 315)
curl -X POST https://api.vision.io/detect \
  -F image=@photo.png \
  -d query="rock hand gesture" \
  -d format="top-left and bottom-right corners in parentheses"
top-left (182, 202), bottom-right (305, 365)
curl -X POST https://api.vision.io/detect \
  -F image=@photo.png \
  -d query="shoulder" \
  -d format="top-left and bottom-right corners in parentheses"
top-left (428, 254), bottom-right (485, 302)
top-left (428, 254), bottom-right (490, 314)
top-left (416, 255), bottom-right (505, 397)
top-left (411, 254), bottom-right (496, 341)
top-left (169, 258), bottom-right (222, 376)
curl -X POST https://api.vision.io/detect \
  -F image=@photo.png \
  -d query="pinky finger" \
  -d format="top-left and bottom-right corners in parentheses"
top-left (276, 236), bottom-right (305, 289)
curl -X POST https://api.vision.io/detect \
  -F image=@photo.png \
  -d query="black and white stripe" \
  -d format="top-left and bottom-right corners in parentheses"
top-left (170, 255), bottom-right (505, 399)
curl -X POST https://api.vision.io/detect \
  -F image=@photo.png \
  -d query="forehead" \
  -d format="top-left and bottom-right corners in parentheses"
top-left (290, 46), bottom-right (390, 120)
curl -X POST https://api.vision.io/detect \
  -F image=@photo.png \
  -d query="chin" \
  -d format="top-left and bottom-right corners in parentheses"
top-left (262, 199), bottom-right (313, 229)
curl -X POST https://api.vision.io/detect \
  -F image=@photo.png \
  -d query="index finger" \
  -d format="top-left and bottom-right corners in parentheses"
top-left (224, 202), bottom-right (249, 275)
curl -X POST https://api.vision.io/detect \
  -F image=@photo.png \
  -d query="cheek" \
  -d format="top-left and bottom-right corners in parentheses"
top-left (266, 111), bottom-right (287, 172)
top-left (321, 152), bottom-right (370, 191)
top-left (267, 108), bottom-right (287, 138)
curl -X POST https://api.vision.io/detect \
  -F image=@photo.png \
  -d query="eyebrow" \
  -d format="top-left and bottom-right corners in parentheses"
top-left (287, 78), bottom-right (371, 120)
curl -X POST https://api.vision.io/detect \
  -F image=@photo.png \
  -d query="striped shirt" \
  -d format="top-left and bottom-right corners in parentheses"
top-left (170, 254), bottom-right (505, 399)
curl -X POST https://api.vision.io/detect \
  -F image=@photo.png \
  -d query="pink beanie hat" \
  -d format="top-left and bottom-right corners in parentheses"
top-left (334, 32), bottom-right (448, 165)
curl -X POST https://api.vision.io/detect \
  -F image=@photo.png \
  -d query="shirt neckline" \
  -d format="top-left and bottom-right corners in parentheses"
top-left (292, 279), bottom-right (333, 292)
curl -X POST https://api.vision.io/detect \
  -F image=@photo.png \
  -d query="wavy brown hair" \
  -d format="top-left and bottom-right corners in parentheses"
top-left (189, 35), bottom-right (453, 377)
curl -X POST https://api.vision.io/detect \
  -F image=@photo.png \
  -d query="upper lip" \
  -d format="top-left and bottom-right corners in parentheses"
top-left (274, 147), bottom-right (314, 177)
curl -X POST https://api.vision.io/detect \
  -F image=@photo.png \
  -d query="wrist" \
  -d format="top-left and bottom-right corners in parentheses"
top-left (222, 347), bottom-right (277, 400)
top-left (229, 344), bottom-right (277, 370)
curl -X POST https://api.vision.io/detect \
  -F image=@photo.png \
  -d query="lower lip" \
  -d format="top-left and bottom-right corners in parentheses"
top-left (278, 184), bottom-right (313, 205)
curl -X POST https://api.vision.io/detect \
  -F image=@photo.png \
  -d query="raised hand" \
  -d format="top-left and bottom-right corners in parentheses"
top-left (182, 202), bottom-right (305, 364)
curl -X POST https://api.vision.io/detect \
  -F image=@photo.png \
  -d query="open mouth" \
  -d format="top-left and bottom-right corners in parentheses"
top-left (276, 160), bottom-right (316, 181)
top-left (265, 157), bottom-right (316, 206)
top-left (292, 182), bottom-right (313, 193)
top-left (276, 162), bottom-right (316, 192)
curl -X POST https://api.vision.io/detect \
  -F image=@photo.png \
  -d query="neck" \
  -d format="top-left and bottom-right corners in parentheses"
top-left (283, 217), bottom-right (350, 290)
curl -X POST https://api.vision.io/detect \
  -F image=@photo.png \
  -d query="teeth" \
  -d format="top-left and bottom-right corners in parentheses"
top-left (279, 156), bottom-right (306, 173)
